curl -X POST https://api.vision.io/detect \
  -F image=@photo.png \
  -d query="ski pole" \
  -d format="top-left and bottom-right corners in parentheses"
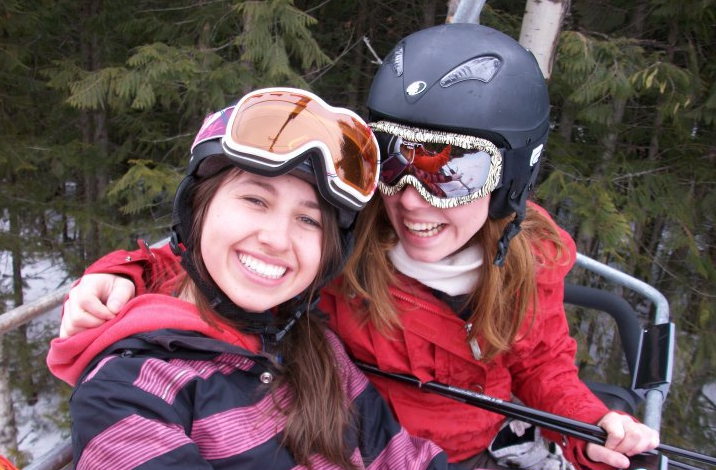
top-left (355, 362), bottom-right (716, 468)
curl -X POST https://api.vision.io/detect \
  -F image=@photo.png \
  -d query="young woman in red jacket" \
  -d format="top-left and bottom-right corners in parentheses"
top-left (53, 25), bottom-right (659, 470)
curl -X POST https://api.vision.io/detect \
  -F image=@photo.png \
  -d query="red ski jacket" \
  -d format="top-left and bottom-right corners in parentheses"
top-left (321, 212), bottom-right (610, 467)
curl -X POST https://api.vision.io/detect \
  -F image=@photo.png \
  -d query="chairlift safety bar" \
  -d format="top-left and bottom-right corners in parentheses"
top-left (574, 253), bottom-right (672, 431)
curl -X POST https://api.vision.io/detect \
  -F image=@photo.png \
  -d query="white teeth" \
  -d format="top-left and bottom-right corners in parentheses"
top-left (238, 253), bottom-right (286, 279)
top-left (404, 221), bottom-right (444, 237)
top-left (405, 221), bottom-right (441, 231)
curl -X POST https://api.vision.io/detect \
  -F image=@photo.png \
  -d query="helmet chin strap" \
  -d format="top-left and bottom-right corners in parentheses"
top-left (172, 238), bottom-right (307, 348)
top-left (169, 224), bottom-right (353, 348)
top-left (493, 201), bottom-right (525, 267)
top-left (492, 174), bottom-right (534, 267)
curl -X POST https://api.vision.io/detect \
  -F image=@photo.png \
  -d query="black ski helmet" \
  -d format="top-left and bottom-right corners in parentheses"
top-left (366, 23), bottom-right (550, 265)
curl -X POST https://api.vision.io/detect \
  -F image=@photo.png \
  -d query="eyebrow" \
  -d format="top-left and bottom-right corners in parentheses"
top-left (243, 178), bottom-right (321, 210)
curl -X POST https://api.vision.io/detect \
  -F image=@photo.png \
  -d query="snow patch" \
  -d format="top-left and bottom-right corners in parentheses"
top-left (2, 252), bottom-right (72, 462)
top-left (704, 382), bottom-right (716, 406)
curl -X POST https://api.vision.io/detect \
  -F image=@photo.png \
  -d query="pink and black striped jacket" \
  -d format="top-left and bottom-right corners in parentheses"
top-left (66, 294), bottom-right (455, 470)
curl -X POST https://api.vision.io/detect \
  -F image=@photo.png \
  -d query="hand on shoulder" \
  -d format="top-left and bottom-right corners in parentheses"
top-left (60, 273), bottom-right (135, 338)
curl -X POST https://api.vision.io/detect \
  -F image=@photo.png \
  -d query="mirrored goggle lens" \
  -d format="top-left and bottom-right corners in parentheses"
top-left (374, 128), bottom-right (502, 206)
top-left (225, 89), bottom-right (378, 197)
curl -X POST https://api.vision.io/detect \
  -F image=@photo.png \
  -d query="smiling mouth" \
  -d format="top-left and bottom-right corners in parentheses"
top-left (239, 253), bottom-right (287, 279)
top-left (404, 221), bottom-right (445, 237)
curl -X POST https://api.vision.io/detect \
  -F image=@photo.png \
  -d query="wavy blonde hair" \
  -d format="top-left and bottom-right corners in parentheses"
top-left (341, 196), bottom-right (567, 361)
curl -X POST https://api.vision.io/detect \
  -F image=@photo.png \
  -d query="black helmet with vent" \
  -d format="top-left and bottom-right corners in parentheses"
top-left (366, 23), bottom-right (550, 265)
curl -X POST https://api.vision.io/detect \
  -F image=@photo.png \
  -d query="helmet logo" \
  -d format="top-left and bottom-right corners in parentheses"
top-left (529, 144), bottom-right (543, 166)
top-left (406, 81), bottom-right (427, 96)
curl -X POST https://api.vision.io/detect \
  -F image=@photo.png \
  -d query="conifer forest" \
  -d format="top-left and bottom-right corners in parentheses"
top-left (1, 0), bottom-right (715, 466)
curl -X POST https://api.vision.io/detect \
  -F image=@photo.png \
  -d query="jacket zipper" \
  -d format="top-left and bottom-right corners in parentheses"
top-left (390, 288), bottom-right (483, 360)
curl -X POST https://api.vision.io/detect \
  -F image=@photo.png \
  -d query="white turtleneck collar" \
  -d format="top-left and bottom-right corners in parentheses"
top-left (387, 242), bottom-right (483, 296)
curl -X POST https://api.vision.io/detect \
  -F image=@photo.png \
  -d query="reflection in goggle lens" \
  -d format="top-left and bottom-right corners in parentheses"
top-left (371, 121), bottom-right (503, 208)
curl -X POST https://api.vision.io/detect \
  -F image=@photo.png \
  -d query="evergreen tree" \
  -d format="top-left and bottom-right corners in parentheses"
top-left (542, 0), bottom-right (716, 450)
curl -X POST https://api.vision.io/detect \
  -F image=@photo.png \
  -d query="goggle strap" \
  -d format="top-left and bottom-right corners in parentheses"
top-left (370, 120), bottom-right (501, 152)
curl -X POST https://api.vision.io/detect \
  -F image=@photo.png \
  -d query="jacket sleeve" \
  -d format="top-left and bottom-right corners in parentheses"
top-left (81, 240), bottom-right (179, 296)
top-left (506, 220), bottom-right (611, 470)
top-left (71, 360), bottom-right (213, 470)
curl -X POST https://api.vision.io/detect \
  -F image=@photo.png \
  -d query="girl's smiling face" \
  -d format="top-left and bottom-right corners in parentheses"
top-left (381, 185), bottom-right (490, 263)
top-left (200, 171), bottom-right (324, 312)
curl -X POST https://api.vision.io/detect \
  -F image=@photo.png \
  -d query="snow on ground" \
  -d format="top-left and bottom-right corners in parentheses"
top-left (704, 382), bottom-right (716, 407)
top-left (2, 252), bottom-right (73, 461)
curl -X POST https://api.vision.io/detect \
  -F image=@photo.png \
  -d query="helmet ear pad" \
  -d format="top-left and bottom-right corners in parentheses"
top-left (488, 133), bottom-right (545, 221)
top-left (170, 174), bottom-right (198, 255)
top-left (488, 181), bottom-right (514, 220)
top-left (170, 140), bottom-right (231, 254)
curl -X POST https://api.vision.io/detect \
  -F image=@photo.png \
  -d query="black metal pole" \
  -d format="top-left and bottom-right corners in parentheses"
top-left (355, 362), bottom-right (716, 469)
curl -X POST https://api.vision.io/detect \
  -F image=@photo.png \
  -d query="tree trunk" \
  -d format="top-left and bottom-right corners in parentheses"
top-left (240, 2), bottom-right (256, 97)
top-left (421, 0), bottom-right (438, 28)
top-left (599, 97), bottom-right (626, 165)
top-left (558, 100), bottom-right (577, 141)
top-left (79, 0), bottom-right (108, 263)
top-left (0, 206), bottom-right (21, 459)
top-left (347, 1), bottom-right (368, 111)
top-left (518, 0), bottom-right (571, 79)
top-left (0, 339), bottom-right (20, 460)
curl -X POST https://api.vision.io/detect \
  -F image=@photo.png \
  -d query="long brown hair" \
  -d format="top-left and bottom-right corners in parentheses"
top-left (341, 195), bottom-right (567, 361)
top-left (183, 167), bottom-right (357, 469)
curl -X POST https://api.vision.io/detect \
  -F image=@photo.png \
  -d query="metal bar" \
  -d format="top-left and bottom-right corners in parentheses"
top-left (0, 239), bottom-right (168, 337)
top-left (451, 0), bottom-right (486, 24)
top-left (575, 253), bottom-right (670, 325)
top-left (644, 389), bottom-right (664, 431)
top-left (23, 438), bottom-right (72, 470)
top-left (0, 285), bottom-right (70, 336)
top-left (574, 253), bottom-right (671, 431)
top-left (357, 362), bottom-right (716, 468)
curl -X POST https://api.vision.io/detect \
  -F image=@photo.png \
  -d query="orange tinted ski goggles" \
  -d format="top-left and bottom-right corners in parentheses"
top-left (192, 88), bottom-right (379, 212)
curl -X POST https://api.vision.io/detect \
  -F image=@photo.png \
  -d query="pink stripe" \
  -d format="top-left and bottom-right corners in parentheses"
top-left (134, 353), bottom-right (254, 404)
top-left (290, 447), bottom-right (365, 470)
top-left (367, 429), bottom-right (442, 470)
top-left (325, 331), bottom-right (369, 401)
top-left (191, 387), bottom-right (290, 459)
top-left (180, 352), bottom-right (254, 376)
top-left (133, 359), bottom-right (195, 404)
top-left (76, 414), bottom-right (191, 470)
top-left (82, 355), bottom-right (117, 383)
top-left (191, 106), bottom-right (234, 152)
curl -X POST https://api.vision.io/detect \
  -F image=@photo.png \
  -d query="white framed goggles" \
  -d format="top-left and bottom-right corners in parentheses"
top-left (192, 88), bottom-right (380, 212)
top-left (370, 121), bottom-right (503, 209)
